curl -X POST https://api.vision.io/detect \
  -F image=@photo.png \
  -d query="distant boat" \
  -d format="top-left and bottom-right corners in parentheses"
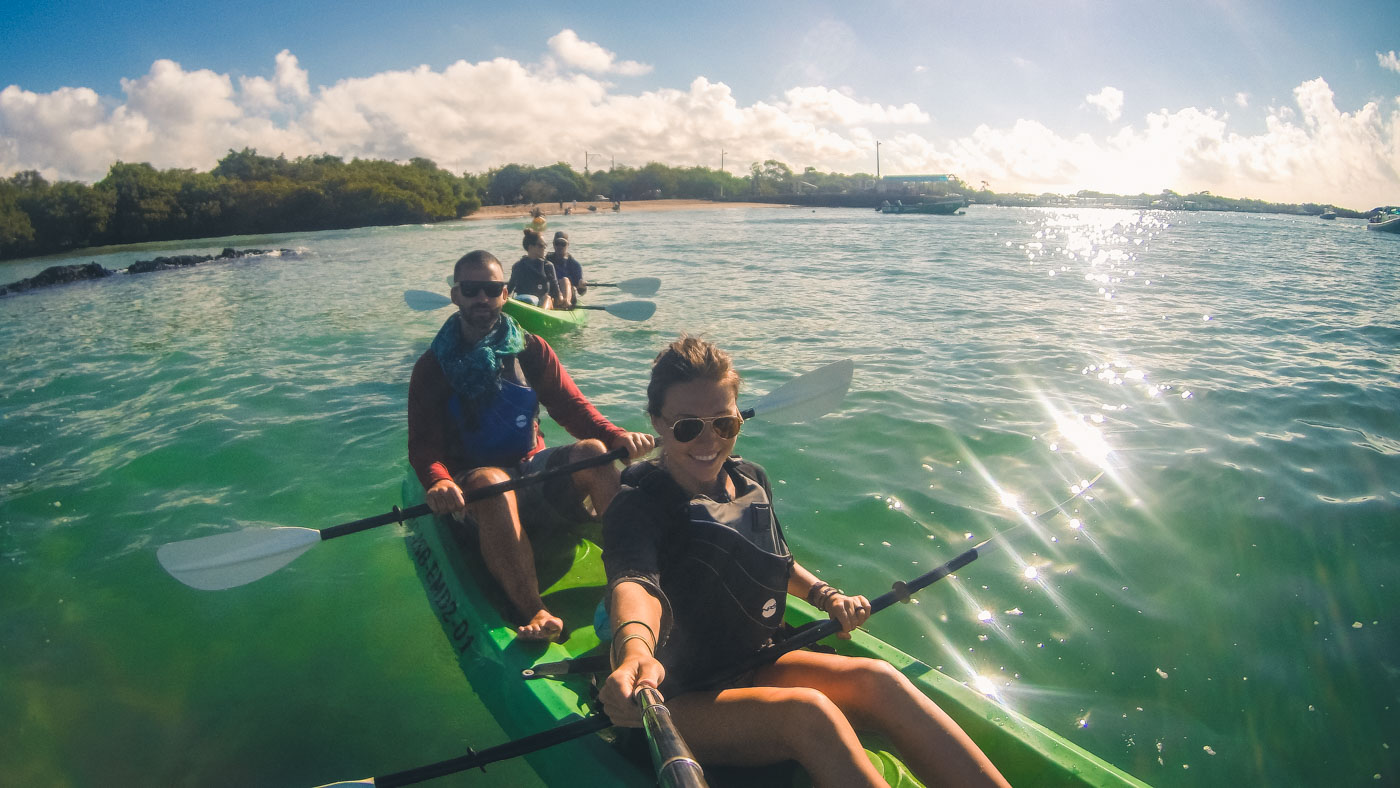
top-left (1366, 207), bottom-right (1400, 233)
top-left (1319, 211), bottom-right (1337, 220)
top-left (879, 196), bottom-right (966, 215)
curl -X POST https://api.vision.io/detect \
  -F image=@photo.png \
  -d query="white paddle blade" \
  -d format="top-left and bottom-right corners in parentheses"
top-left (603, 300), bottom-right (656, 321)
top-left (157, 527), bottom-right (322, 590)
top-left (750, 359), bottom-right (854, 424)
top-left (614, 277), bottom-right (661, 295)
top-left (404, 290), bottom-right (453, 311)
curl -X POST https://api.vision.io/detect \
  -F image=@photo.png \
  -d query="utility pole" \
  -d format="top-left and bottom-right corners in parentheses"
top-left (876, 141), bottom-right (881, 179)
top-left (720, 149), bottom-right (726, 172)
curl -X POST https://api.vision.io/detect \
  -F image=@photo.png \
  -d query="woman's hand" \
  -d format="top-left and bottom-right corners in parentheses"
top-left (425, 479), bottom-right (465, 516)
top-left (599, 655), bottom-right (667, 727)
top-left (824, 593), bottom-right (872, 639)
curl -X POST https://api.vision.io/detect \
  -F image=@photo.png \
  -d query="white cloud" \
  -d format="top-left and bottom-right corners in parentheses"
top-left (547, 30), bottom-right (651, 76)
top-left (1234, 92), bottom-right (1249, 108)
top-left (240, 49), bottom-right (312, 111)
top-left (2, 46), bottom-right (1398, 208)
top-left (950, 78), bottom-right (1400, 207)
top-left (1085, 86), bottom-right (1125, 122)
top-left (1379, 51), bottom-right (1400, 74)
top-left (779, 86), bottom-right (929, 125)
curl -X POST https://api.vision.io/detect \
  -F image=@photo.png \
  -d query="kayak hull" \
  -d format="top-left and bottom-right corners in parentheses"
top-left (401, 473), bottom-right (1152, 787)
top-left (503, 298), bottom-right (588, 334)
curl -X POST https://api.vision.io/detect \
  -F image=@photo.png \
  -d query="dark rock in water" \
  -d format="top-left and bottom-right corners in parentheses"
top-left (125, 248), bottom-right (287, 274)
top-left (127, 254), bottom-right (213, 274)
top-left (0, 262), bottom-right (113, 296)
top-left (1, 248), bottom-right (294, 297)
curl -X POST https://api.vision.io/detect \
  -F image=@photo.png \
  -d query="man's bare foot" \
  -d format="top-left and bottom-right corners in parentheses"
top-left (517, 609), bottom-right (564, 641)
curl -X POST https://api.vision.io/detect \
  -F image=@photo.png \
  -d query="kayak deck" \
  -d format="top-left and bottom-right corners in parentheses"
top-left (502, 298), bottom-right (588, 335)
top-left (400, 474), bottom-right (1151, 787)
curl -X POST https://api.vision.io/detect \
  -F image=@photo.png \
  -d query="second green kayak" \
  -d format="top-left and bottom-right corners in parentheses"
top-left (503, 298), bottom-right (588, 335)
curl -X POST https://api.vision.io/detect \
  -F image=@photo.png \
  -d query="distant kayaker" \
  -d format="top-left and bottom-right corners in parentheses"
top-left (408, 250), bottom-right (654, 641)
top-left (545, 230), bottom-right (587, 308)
top-left (508, 229), bottom-right (562, 309)
top-left (598, 336), bottom-right (1010, 787)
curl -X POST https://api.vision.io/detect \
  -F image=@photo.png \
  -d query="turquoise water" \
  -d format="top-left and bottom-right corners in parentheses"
top-left (1, 206), bottom-right (1396, 786)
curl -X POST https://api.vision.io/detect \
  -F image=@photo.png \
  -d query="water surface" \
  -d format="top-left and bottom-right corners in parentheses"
top-left (2, 205), bottom-right (1396, 786)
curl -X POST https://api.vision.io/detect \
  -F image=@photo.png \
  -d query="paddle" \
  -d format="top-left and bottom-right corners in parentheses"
top-left (637, 685), bottom-right (708, 788)
top-left (158, 448), bottom-right (627, 591)
top-left (322, 540), bottom-right (994, 787)
top-left (158, 359), bottom-right (855, 591)
top-left (588, 276), bottom-right (661, 296)
top-left (403, 289), bottom-right (656, 322)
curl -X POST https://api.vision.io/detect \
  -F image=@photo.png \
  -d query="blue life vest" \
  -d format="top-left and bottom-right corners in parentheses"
top-left (447, 356), bottom-right (539, 468)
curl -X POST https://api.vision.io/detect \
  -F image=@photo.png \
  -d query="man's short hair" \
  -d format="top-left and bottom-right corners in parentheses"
top-left (453, 250), bottom-right (501, 281)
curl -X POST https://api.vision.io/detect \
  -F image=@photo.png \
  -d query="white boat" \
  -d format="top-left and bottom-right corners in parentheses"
top-left (1366, 207), bottom-right (1400, 233)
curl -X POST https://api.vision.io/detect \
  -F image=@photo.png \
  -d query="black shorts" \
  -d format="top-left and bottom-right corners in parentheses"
top-left (514, 444), bottom-right (596, 536)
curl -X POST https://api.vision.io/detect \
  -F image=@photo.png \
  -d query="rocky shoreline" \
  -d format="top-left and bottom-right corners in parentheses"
top-left (0, 247), bottom-right (295, 297)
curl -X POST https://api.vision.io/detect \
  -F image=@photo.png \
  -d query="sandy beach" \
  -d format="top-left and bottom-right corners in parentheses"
top-left (464, 198), bottom-right (782, 221)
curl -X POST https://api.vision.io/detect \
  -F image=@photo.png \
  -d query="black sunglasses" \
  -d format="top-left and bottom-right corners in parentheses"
top-left (666, 415), bottom-right (743, 443)
top-left (455, 280), bottom-right (506, 298)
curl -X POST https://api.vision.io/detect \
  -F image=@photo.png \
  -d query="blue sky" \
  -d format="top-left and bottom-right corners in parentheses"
top-left (3, 0), bottom-right (1399, 207)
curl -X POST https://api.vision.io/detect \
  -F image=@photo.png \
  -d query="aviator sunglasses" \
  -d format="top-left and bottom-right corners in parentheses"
top-left (665, 414), bottom-right (743, 443)
top-left (455, 280), bottom-right (506, 298)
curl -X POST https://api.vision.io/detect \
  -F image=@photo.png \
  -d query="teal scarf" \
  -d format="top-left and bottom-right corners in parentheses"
top-left (430, 313), bottom-right (526, 412)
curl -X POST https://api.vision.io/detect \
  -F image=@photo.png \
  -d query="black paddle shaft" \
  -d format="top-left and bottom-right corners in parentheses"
top-left (375, 714), bottom-right (613, 787)
top-left (317, 447), bottom-right (628, 541)
top-left (683, 540), bottom-right (991, 692)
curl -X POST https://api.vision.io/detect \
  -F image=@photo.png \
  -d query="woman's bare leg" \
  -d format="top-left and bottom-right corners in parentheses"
top-left (753, 650), bottom-right (1010, 788)
top-left (666, 685), bottom-right (885, 788)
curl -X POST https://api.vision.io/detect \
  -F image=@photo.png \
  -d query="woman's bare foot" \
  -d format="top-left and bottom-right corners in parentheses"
top-left (517, 609), bottom-right (564, 641)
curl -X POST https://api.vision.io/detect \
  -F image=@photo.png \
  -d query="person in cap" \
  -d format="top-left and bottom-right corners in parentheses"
top-left (545, 230), bottom-right (587, 308)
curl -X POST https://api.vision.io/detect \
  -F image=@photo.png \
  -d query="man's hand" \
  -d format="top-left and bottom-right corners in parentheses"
top-left (425, 478), bottom-right (466, 515)
top-left (612, 431), bottom-right (657, 461)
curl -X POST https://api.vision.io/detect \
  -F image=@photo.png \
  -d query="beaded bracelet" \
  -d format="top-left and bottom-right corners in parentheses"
top-left (805, 581), bottom-right (830, 608)
top-left (818, 586), bottom-right (843, 613)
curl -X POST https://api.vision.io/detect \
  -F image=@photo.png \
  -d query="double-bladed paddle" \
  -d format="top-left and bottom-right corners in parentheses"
top-left (403, 289), bottom-right (657, 322)
top-left (314, 538), bottom-right (997, 787)
top-left (158, 359), bottom-right (855, 591)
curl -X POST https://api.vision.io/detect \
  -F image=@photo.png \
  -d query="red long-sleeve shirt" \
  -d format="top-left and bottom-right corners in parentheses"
top-left (407, 333), bottom-right (626, 491)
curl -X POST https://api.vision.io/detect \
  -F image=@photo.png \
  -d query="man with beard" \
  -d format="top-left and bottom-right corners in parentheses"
top-left (408, 250), bottom-right (654, 640)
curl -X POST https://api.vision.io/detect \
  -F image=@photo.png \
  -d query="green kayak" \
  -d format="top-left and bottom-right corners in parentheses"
top-left (502, 298), bottom-right (588, 335)
top-left (400, 474), bottom-right (1152, 787)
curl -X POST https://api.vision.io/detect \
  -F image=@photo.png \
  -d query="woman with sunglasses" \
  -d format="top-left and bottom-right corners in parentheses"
top-left (598, 336), bottom-right (1009, 787)
top-left (508, 228), bottom-right (563, 309)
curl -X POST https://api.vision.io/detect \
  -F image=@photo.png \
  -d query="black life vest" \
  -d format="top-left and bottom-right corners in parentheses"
top-left (625, 460), bottom-right (794, 690)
